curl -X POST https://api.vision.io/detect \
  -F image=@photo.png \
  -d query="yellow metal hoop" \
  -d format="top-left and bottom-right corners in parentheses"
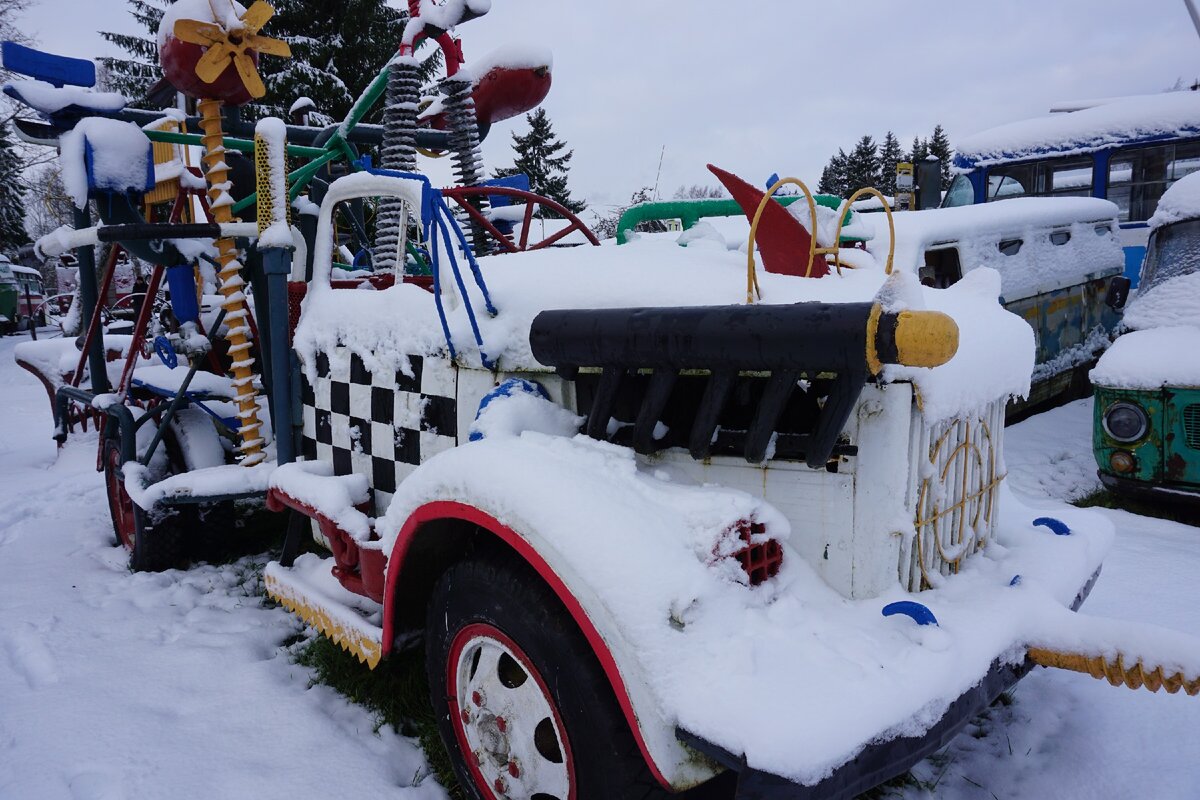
top-left (827, 187), bottom-right (896, 276)
top-left (746, 177), bottom-right (819, 304)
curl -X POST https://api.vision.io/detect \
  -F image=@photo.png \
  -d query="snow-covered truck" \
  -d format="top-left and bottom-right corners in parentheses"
top-left (257, 171), bottom-right (1198, 799)
top-left (1092, 171), bottom-right (1200, 504)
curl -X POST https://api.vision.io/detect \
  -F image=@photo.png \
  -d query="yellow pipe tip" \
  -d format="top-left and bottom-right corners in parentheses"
top-left (894, 310), bottom-right (959, 369)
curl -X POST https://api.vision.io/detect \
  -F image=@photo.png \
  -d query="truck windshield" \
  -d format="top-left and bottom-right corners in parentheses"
top-left (1141, 218), bottom-right (1200, 291)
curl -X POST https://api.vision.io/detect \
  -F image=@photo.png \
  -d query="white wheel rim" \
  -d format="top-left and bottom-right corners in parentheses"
top-left (451, 625), bottom-right (573, 800)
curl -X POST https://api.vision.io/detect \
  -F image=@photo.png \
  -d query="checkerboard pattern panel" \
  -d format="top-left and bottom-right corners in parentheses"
top-left (301, 348), bottom-right (457, 514)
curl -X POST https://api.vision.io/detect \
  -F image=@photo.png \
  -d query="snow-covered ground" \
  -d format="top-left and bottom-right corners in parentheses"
top-left (0, 332), bottom-right (445, 800)
top-left (0, 332), bottom-right (1195, 799)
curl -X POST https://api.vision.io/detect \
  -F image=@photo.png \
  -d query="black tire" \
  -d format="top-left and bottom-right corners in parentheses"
top-left (426, 552), bottom-right (667, 800)
top-left (129, 502), bottom-right (189, 572)
top-left (102, 431), bottom-right (191, 572)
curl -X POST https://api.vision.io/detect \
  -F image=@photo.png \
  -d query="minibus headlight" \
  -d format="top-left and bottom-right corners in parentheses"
top-left (1103, 403), bottom-right (1148, 443)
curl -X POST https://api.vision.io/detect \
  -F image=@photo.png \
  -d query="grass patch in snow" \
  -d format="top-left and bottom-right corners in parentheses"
top-left (1074, 489), bottom-right (1200, 527)
top-left (294, 636), bottom-right (462, 797)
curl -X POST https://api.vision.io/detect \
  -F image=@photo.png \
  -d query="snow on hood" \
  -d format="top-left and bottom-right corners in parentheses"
top-left (1091, 327), bottom-right (1200, 390)
top-left (1092, 271), bottom-right (1200, 389)
top-left (295, 231), bottom-right (1036, 423)
top-left (956, 91), bottom-right (1200, 168)
top-left (1150, 170), bottom-right (1200, 229)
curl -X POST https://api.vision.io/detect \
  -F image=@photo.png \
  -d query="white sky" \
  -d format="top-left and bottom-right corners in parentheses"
top-left (14, 0), bottom-right (1200, 212)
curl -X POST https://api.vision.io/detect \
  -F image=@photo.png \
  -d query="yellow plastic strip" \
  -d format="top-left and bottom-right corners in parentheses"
top-left (265, 572), bottom-right (383, 669)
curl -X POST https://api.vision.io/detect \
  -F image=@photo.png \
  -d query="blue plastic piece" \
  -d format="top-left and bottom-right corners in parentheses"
top-left (1032, 517), bottom-right (1072, 536)
top-left (882, 601), bottom-right (939, 627)
top-left (1009, 575), bottom-right (1022, 586)
top-left (766, 172), bottom-right (781, 192)
top-left (84, 136), bottom-right (154, 198)
top-left (153, 336), bottom-right (178, 370)
top-left (0, 41), bottom-right (95, 87)
top-left (479, 173), bottom-right (531, 208)
top-left (469, 379), bottom-right (550, 441)
top-left (165, 264), bottom-right (200, 324)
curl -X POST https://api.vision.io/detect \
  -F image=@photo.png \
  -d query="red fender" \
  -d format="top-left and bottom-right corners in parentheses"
top-left (708, 163), bottom-right (829, 278)
top-left (382, 501), bottom-right (672, 789)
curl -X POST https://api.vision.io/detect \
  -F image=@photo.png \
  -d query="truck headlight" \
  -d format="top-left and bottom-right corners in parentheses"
top-left (1103, 402), bottom-right (1148, 443)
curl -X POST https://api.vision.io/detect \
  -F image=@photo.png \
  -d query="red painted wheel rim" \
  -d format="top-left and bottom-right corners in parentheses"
top-left (105, 444), bottom-right (136, 551)
top-left (447, 622), bottom-right (576, 800)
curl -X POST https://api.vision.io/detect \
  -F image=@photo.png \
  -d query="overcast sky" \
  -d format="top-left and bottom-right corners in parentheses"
top-left (14, 0), bottom-right (1200, 211)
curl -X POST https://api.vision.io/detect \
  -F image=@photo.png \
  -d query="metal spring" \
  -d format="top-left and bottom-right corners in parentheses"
top-left (1028, 647), bottom-right (1200, 696)
top-left (373, 61), bottom-right (422, 272)
top-left (440, 74), bottom-right (490, 255)
top-left (197, 98), bottom-right (265, 466)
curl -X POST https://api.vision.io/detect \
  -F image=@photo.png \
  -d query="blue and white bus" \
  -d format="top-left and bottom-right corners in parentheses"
top-left (944, 91), bottom-right (1200, 285)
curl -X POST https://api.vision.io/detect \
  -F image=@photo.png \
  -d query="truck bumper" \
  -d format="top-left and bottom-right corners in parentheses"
top-left (678, 568), bottom-right (1102, 800)
top-left (1099, 472), bottom-right (1200, 507)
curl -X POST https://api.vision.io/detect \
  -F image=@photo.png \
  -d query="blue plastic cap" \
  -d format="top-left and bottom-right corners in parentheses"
top-left (1032, 517), bottom-right (1071, 536)
top-left (882, 601), bottom-right (939, 627)
top-left (1009, 574), bottom-right (1022, 586)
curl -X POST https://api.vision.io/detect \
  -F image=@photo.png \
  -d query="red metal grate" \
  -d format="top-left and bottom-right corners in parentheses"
top-left (730, 520), bottom-right (783, 586)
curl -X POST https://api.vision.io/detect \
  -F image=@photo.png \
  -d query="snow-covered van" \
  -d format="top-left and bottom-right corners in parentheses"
top-left (867, 197), bottom-right (1127, 411)
top-left (1092, 171), bottom-right (1200, 503)
top-left (946, 90), bottom-right (1200, 285)
top-left (257, 172), bottom-right (1141, 798)
top-left (0, 256), bottom-right (45, 333)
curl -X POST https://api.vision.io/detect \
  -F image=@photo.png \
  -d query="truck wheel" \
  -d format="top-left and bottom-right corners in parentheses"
top-left (426, 553), bottom-right (666, 800)
top-left (101, 436), bottom-right (188, 572)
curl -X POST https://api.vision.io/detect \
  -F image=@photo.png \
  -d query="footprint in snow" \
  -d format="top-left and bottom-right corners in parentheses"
top-left (0, 624), bottom-right (60, 689)
top-left (68, 768), bottom-right (125, 800)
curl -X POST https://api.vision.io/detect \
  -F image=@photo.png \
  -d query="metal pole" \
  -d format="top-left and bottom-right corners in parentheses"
top-left (24, 283), bottom-right (36, 341)
top-left (73, 206), bottom-right (109, 394)
top-left (1185, 0), bottom-right (1200, 41)
top-left (262, 248), bottom-right (295, 465)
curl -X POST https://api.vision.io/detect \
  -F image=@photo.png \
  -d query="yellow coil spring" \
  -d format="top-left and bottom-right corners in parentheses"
top-left (198, 98), bottom-right (265, 466)
top-left (1028, 647), bottom-right (1200, 696)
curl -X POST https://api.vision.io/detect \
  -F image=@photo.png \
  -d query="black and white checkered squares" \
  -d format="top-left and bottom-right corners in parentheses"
top-left (301, 348), bottom-right (457, 514)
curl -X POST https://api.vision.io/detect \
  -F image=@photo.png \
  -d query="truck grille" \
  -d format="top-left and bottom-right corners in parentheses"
top-left (900, 399), bottom-right (1006, 592)
top-left (1184, 404), bottom-right (1200, 450)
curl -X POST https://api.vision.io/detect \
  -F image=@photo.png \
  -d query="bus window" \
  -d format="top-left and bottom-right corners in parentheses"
top-left (1169, 141), bottom-right (1200, 182)
top-left (920, 248), bottom-right (962, 288)
top-left (1041, 160), bottom-right (1093, 198)
top-left (1109, 143), bottom-right (1171, 222)
top-left (987, 163), bottom-right (1034, 201)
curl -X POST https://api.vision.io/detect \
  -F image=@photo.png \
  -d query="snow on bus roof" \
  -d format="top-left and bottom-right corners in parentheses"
top-left (1149, 169), bottom-right (1200, 228)
top-left (8, 264), bottom-right (42, 278)
top-left (955, 91), bottom-right (1200, 168)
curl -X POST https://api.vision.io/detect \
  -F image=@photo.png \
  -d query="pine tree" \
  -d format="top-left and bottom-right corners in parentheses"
top-left (494, 108), bottom-right (585, 215)
top-left (877, 131), bottom-right (904, 196)
top-left (0, 122), bottom-right (30, 256)
top-left (843, 135), bottom-right (880, 194)
top-left (928, 124), bottom-right (954, 190)
top-left (817, 149), bottom-right (849, 197)
top-left (98, 0), bottom-right (168, 100)
top-left (909, 136), bottom-right (929, 165)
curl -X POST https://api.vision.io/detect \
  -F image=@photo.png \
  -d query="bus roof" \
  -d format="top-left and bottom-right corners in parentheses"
top-left (954, 91), bottom-right (1200, 170)
top-left (9, 264), bottom-right (42, 278)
